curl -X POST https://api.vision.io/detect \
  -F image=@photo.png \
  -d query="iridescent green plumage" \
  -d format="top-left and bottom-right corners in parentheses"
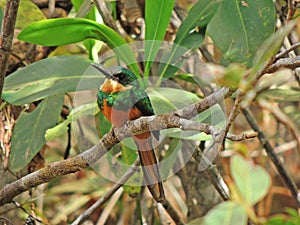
top-left (96, 66), bottom-right (155, 117)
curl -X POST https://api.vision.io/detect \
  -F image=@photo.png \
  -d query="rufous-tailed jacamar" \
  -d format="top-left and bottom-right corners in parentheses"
top-left (92, 64), bottom-right (165, 203)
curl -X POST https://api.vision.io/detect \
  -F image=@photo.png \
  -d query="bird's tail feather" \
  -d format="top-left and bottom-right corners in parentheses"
top-left (135, 138), bottom-right (165, 203)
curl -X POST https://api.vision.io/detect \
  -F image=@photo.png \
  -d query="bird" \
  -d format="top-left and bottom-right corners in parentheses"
top-left (92, 63), bottom-right (165, 203)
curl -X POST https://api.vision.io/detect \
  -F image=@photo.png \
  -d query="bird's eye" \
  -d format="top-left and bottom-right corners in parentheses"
top-left (116, 73), bottom-right (125, 81)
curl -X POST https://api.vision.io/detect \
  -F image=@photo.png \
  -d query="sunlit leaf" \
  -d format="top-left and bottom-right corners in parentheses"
top-left (9, 95), bottom-right (64, 171)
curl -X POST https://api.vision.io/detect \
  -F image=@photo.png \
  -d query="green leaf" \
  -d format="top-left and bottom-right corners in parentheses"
top-left (175, 0), bottom-right (220, 48)
top-left (0, 7), bottom-right (3, 30)
top-left (9, 94), bottom-right (64, 171)
top-left (45, 103), bottom-right (98, 140)
top-left (18, 18), bottom-right (139, 74)
top-left (207, 0), bottom-right (276, 65)
top-left (0, 0), bottom-right (46, 29)
top-left (144, 0), bottom-right (175, 76)
top-left (2, 56), bottom-right (100, 105)
top-left (258, 88), bottom-right (300, 102)
top-left (230, 154), bottom-right (271, 205)
top-left (148, 87), bottom-right (200, 113)
top-left (265, 215), bottom-right (295, 225)
top-left (204, 201), bottom-right (247, 225)
top-left (158, 0), bottom-right (221, 80)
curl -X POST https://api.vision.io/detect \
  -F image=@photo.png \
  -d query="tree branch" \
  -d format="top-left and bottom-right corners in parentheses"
top-left (0, 0), bottom-right (20, 100)
top-left (263, 56), bottom-right (300, 73)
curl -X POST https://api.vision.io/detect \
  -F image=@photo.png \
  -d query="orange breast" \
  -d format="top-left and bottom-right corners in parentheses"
top-left (101, 99), bottom-right (150, 140)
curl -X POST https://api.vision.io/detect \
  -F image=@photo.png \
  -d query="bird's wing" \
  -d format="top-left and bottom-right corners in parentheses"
top-left (132, 88), bottom-right (160, 140)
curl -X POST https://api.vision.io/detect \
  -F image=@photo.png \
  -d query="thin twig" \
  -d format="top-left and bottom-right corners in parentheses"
top-left (161, 200), bottom-right (184, 225)
top-left (0, 0), bottom-right (21, 100)
top-left (241, 107), bottom-right (300, 207)
top-left (286, 0), bottom-right (296, 21)
top-left (93, 0), bottom-right (129, 39)
top-left (263, 56), bottom-right (300, 73)
top-left (275, 42), bottom-right (300, 59)
top-left (197, 90), bottom-right (243, 171)
top-left (193, 147), bottom-right (230, 201)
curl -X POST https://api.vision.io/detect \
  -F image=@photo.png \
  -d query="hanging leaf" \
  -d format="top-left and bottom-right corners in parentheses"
top-left (9, 94), bottom-right (64, 171)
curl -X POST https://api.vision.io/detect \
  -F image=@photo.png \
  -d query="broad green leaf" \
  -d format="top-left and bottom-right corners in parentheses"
top-left (148, 87), bottom-right (225, 139)
top-left (45, 103), bottom-right (97, 140)
top-left (148, 87), bottom-right (200, 113)
top-left (0, 0), bottom-right (46, 29)
top-left (158, 0), bottom-right (221, 80)
top-left (2, 56), bottom-right (100, 105)
top-left (207, 0), bottom-right (276, 65)
top-left (144, 0), bottom-right (175, 76)
top-left (230, 155), bottom-right (271, 205)
top-left (9, 94), bottom-right (64, 171)
top-left (250, 21), bottom-right (296, 78)
top-left (258, 88), bottom-right (300, 102)
top-left (18, 18), bottom-right (139, 75)
top-left (204, 201), bottom-right (247, 225)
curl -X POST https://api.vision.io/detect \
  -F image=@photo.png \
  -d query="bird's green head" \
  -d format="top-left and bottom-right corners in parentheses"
top-left (92, 64), bottom-right (137, 86)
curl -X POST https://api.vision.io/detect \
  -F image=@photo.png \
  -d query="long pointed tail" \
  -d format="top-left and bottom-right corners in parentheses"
top-left (134, 137), bottom-right (165, 203)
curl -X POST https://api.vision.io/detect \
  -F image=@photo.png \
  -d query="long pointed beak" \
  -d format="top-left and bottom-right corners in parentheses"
top-left (91, 63), bottom-right (114, 79)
